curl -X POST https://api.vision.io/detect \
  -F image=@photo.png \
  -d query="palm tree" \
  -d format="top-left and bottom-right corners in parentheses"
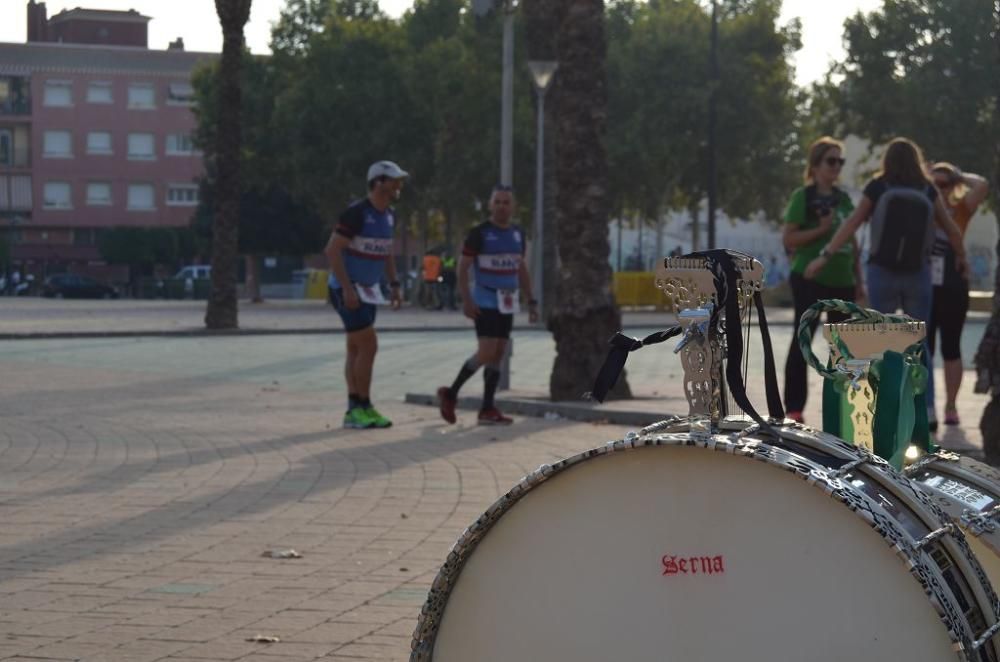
top-left (526, 0), bottom-right (631, 400)
top-left (205, 0), bottom-right (252, 329)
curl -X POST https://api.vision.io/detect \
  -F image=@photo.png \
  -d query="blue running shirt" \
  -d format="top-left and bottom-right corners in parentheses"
top-left (462, 221), bottom-right (525, 309)
top-left (328, 199), bottom-right (395, 288)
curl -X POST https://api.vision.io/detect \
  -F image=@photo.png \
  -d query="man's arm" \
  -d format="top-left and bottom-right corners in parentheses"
top-left (324, 233), bottom-right (359, 309)
top-left (385, 246), bottom-right (401, 309)
top-left (458, 254), bottom-right (478, 319)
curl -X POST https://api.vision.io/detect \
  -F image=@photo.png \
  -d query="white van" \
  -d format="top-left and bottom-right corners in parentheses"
top-left (174, 265), bottom-right (211, 280)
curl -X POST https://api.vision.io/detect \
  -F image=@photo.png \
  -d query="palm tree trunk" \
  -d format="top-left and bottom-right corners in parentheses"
top-left (205, 0), bottom-right (252, 329)
top-left (975, 0), bottom-right (1000, 464)
top-left (533, 0), bottom-right (630, 401)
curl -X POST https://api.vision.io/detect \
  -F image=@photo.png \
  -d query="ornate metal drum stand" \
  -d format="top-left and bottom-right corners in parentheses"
top-left (823, 317), bottom-right (927, 453)
top-left (654, 254), bottom-right (764, 431)
top-left (799, 300), bottom-right (929, 468)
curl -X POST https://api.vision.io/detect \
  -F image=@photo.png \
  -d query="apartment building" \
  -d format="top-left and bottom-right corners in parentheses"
top-left (0, 1), bottom-right (216, 278)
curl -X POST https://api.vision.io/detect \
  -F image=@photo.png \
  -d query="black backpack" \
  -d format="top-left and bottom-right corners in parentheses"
top-left (868, 184), bottom-right (935, 272)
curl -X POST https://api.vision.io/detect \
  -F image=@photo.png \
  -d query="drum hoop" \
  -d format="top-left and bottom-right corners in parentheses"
top-left (411, 425), bottom-right (993, 661)
top-left (907, 452), bottom-right (1000, 545)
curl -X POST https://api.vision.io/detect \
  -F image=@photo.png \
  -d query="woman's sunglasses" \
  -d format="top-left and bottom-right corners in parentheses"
top-left (823, 157), bottom-right (846, 167)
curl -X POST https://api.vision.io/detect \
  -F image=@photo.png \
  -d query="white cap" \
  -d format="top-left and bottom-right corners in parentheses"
top-left (367, 160), bottom-right (409, 183)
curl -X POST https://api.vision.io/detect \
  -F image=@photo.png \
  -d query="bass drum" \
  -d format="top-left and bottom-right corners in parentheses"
top-left (411, 419), bottom-right (1000, 662)
top-left (907, 452), bottom-right (1000, 586)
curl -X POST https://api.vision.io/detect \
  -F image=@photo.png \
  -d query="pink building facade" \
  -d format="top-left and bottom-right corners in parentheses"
top-left (0, 3), bottom-right (216, 278)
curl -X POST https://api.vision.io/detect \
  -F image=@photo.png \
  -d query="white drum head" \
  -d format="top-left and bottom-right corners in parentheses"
top-left (431, 446), bottom-right (959, 662)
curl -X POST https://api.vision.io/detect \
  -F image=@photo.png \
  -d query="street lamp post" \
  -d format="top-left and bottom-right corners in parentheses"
top-left (500, 0), bottom-right (515, 186)
top-left (707, 0), bottom-right (719, 249)
top-left (527, 61), bottom-right (557, 323)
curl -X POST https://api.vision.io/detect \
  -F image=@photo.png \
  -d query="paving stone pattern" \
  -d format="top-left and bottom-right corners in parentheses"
top-left (0, 302), bottom-right (990, 660)
top-left (0, 340), bottom-right (636, 661)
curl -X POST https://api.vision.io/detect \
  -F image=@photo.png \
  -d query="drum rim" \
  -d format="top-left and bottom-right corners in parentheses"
top-left (907, 451), bottom-right (1000, 548)
top-left (410, 421), bottom-right (996, 661)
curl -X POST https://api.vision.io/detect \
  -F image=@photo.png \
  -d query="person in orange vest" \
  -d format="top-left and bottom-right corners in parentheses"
top-left (422, 250), bottom-right (442, 309)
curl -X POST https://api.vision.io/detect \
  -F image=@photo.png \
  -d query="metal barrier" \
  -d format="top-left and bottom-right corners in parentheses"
top-left (613, 271), bottom-right (668, 309)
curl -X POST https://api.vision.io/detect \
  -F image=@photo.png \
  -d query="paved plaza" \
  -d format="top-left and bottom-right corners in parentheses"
top-left (0, 299), bottom-right (994, 660)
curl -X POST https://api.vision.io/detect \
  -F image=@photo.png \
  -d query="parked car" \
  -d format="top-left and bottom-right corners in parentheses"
top-left (42, 274), bottom-right (119, 299)
top-left (174, 265), bottom-right (211, 280)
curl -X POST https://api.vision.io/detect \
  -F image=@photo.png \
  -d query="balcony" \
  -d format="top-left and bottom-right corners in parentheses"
top-left (0, 76), bottom-right (32, 116)
top-left (0, 98), bottom-right (31, 116)
top-left (0, 175), bottom-right (33, 211)
top-left (0, 147), bottom-right (31, 169)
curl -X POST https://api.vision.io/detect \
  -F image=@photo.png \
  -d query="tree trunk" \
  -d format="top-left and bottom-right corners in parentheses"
top-left (205, 0), bottom-right (252, 329)
top-left (542, 103), bottom-right (559, 323)
top-left (976, 0), bottom-right (1000, 465)
top-left (245, 254), bottom-right (262, 303)
top-left (532, 0), bottom-right (630, 401)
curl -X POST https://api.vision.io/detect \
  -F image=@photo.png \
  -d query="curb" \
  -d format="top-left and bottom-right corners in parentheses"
top-left (404, 393), bottom-right (990, 464)
top-left (0, 326), bottom-right (549, 341)
top-left (404, 392), bottom-right (669, 427)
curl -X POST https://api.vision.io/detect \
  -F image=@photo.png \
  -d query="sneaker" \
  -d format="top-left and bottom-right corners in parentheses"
top-left (364, 406), bottom-right (392, 428)
top-left (478, 407), bottom-right (513, 426)
top-left (437, 386), bottom-right (457, 424)
top-left (785, 410), bottom-right (804, 424)
top-left (945, 409), bottom-right (960, 426)
top-left (343, 408), bottom-right (373, 429)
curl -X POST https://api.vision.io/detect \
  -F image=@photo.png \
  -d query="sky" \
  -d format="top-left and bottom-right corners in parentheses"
top-left (0, 0), bottom-right (885, 86)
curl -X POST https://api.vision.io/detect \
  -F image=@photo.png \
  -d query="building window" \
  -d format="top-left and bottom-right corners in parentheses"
top-left (73, 229), bottom-right (97, 246)
top-left (43, 80), bottom-right (72, 107)
top-left (87, 81), bottom-right (113, 104)
top-left (167, 82), bottom-right (195, 106)
top-left (43, 181), bottom-right (72, 209)
top-left (166, 184), bottom-right (199, 207)
top-left (43, 130), bottom-right (72, 158)
top-left (127, 83), bottom-right (155, 109)
top-left (0, 76), bottom-right (31, 114)
top-left (86, 182), bottom-right (112, 206)
top-left (165, 133), bottom-right (195, 155)
top-left (127, 183), bottom-right (155, 210)
top-left (87, 131), bottom-right (112, 155)
top-left (0, 129), bottom-right (10, 165)
top-left (127, 133), bottom-right (155, 160)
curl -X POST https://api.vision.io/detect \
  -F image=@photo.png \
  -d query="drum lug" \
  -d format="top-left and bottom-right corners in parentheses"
top-left (829, 457), bottom-right (868, 479)
top-left (961, 505), bottom-right (1000, 535)
top-left (972, 617), bottom-right (1000, 650)
top-left (912, 522), bottom-right (959, 550)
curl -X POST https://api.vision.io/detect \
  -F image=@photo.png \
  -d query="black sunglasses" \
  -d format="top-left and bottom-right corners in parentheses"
top-left (824, 157), bottom-right (846, 167)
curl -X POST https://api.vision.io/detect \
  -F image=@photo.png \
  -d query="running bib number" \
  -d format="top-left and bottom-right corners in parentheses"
top-left (930, 255), bottom-right (945, 286)
top-left (355, 283), bottom-right (388, 305)
top-left (497, 288), bottom-right (520, 314)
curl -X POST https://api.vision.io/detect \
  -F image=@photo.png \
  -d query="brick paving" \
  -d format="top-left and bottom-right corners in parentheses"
top-left (0, 300), bottom-right (994, 660)
top-left (0, 342), bottom-right (634, 661)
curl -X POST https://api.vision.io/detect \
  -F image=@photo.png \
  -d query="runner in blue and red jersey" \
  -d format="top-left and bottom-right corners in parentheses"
top-left (436, 186), bottom-right (538, 425)
top-left (324, 161), bottom-right (407, 429)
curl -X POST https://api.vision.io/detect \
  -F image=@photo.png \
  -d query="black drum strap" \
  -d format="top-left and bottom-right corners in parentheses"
top-left (590, 249), bottom-right (784, 428)
top-left (693, 249), bottom-right (784, 427)
top-left (588, 326), bottom-right (682, 403)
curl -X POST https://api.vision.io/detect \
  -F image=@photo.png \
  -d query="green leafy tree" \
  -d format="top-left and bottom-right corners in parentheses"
top-left (606, 0), bottom-right (801, 255)
top-left (836, 0), bottom-right (997, 176)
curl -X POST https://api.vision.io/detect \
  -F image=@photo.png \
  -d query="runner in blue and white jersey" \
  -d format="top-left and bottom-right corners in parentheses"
top-left (436, 186), bottom-right (538, 425)
top-left (324, 160), bottom-right (406, 430)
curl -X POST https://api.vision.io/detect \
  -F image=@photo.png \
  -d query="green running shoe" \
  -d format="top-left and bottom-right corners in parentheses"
top-left (343, 408), bottom-right (373, 429)
top-left (364, 406), bottom-right (392, 428)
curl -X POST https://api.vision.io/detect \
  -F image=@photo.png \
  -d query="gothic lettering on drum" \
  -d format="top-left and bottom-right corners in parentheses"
top-left (661, 554), bottom-right (726, 576)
